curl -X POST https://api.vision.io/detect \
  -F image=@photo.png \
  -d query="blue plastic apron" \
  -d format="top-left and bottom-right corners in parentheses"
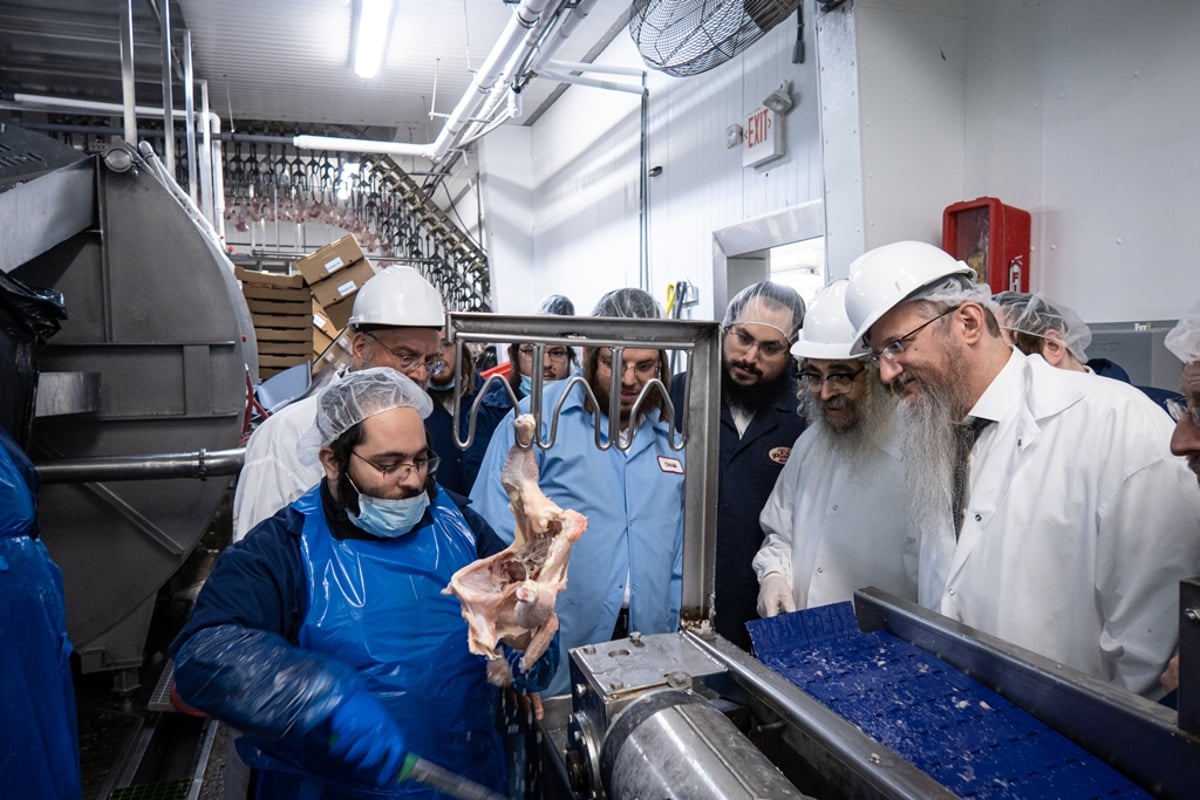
top-left (245, 487), bottom-right (504, 799)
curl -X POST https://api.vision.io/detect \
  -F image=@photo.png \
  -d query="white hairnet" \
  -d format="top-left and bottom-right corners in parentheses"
top-left (1165, 300), bottom-right (1200, 363)
top-left (314, 367), bottom-right (433, 447)
top-left (592, 288), bottom-right (662, 319)
top-left (904, 274), bottom-right (1001, 326)
top-left (722, 281), bottom-right (806, 342)
top-left (537, 294), bottom-right (576, 316)
top-left (993, 292), bottom-right (1092, 363)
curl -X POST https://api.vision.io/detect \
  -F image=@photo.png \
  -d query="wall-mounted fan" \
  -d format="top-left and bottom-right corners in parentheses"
top-left (629, 0), bottom-right (803, 77)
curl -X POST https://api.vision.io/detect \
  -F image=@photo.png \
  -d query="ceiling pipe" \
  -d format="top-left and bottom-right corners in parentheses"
top-left (294, 0), bottom-right (561, 161)
top-left (543, 59), bottom-right (645, 78)
top-left (459, 0), bottom-right (599, 151)
top-left (537, 69), bottom-right (644, 95)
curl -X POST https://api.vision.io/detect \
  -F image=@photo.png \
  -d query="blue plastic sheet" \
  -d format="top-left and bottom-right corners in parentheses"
top-left (748, 603), bottom-right (1148, 800)
top-left (0, 428), bottom-right (81, 799)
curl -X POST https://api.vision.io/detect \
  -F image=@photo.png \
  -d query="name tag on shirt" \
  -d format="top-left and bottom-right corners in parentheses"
top-left (657, 456), bottom-right (684, 474)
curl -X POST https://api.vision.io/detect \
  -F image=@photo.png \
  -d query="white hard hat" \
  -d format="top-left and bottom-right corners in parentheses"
top-left (348, 266), bottom-right (445, 329)
top-left (791, 280), bottom-right (859, 360)
top-left (845, 241), bottom-right (973, 355)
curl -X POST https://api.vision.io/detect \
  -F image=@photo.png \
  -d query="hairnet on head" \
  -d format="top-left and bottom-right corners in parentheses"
top-left (1165, 300), bottom-right (1200, 363)
top-left (537, 294), bottom-right (576, 316)
top-left (592, 287), bottom-right (663, 319)
top-left (723, 281), bottom-right (806, 342)
top-left (992, 292), bottom-right (1092, 362)
top-left (315, 367), bottom-right (433, 447)
top-left (909, 274), bottom-right (999, 316)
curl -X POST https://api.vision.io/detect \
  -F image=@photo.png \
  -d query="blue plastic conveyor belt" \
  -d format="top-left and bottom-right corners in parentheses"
top-left (747, 603), bottom-right (1148, 800)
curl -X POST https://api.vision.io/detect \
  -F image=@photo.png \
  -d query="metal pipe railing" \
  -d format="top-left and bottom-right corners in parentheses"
top-left (36, 448), bottom-right (245, 483)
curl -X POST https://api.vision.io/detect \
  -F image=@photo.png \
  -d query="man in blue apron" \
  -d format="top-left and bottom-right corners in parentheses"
top-left (172, 368), bottom-right (555, 798)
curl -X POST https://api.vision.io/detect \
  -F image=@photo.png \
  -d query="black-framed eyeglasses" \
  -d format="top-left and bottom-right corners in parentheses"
top-left (723, 324), bottom-right (790, 359)
top-left (351, 450), bottom-right (440, 480)
top-left (518, 345), bottom-right (571, 363)
top-left (364, 331), bottom-right (445, 375)
top-left (1166, 397), bottom-right (1200, 428)
top-left (870, 306), bottom-right (959, 365)
top-left (798, 367), bottom-right (865, 392)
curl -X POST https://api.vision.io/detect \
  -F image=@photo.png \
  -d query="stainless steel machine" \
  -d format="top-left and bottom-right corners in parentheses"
top-left (534, 589), bottom-right (1200, 800)
top-left (2, 124), bottom-right (252, 693)
top-left (446, 312), bottom-right (1200, 800)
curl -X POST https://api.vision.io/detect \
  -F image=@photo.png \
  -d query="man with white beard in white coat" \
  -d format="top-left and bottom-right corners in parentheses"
top-left (844, 240), bottom-right (1200, 698)
top-left (754, 281), bottom-right (916, 618)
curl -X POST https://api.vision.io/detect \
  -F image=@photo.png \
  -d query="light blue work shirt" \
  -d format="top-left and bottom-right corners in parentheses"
top-left (469, 376), bottom-right (685, 697)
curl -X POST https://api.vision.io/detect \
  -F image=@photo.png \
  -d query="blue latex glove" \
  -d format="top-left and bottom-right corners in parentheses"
top-left (328, 691), bottom-right (409, 787)
top-left (507, 630), bottom-right (560, 694)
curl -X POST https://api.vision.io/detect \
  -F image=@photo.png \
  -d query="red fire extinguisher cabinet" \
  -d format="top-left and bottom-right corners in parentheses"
top-left (942, 197), bottom-right (1031, 294)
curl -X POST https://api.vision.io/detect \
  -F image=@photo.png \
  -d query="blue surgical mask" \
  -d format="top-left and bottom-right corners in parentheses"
top-left (348, 490), bottom-right (430, 538)
top-left (427, 374), bottom-right (456, 392)
top-left (519, 373), bottom-right (533, 396)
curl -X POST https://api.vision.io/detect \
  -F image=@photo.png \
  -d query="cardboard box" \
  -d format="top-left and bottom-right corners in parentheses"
top-left (309, 259), bottom-right (375, 308)
top-left (295, 234), bottom-right (366, 286)
top-left (255, 326), bottom-right (311, 344)
top-left (242, 282), bottom-right (309, 303)
top-left (317, 294), bottom-right (356, 330)
top-left (246, 297), bottom-right (310, 317)
top-left (235, 265), bottom-right (305, 289)
top-left (259, 353), bottom-right (309, 370)
top-left (258, 338), bottom-right (312, 357)
top-left (313, 327), bottom-right (335, 357)
top-left (251, 311), bottom-right (311, 331)
top-left (312, 300), bottom-right (342, 340)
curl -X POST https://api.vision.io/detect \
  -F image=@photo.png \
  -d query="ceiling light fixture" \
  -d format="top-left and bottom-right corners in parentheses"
top-left (353, 0), bottom-right (396, 79)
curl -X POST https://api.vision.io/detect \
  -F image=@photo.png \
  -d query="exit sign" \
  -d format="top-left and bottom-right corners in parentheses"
top-left (743, 106), bottom-right (785, 168)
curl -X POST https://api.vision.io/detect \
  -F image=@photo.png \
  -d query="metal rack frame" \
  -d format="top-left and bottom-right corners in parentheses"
top-left (446, 311), bottom-right (722, 623)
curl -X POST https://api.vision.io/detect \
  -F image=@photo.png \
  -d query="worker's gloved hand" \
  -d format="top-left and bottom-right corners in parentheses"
top-left (757, 573), bottom-right (796, 618)
top-left (328, 691), bottom-right (409, 787)
top-left (509, 630), bottom-right (560, 694)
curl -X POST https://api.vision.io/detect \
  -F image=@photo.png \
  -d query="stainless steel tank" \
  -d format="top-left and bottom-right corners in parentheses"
top-left (4, 125), bottom-right (255, 687)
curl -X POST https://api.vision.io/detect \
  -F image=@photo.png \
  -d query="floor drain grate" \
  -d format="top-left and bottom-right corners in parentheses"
top-left (108, 778), bottom-right (191, 800)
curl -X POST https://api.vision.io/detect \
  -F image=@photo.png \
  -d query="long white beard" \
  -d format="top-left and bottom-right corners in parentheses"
top-left (894, 358), bottom-right (974, 606)
top-left (800, 378), bottom-right (893, 468)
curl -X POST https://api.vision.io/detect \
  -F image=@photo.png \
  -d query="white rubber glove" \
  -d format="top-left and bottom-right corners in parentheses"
top-left (756, 573), bottom-right (796, 618)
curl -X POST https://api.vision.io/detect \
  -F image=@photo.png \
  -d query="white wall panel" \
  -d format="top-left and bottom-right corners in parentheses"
top-left (499, 5), bottom-right (825, 320)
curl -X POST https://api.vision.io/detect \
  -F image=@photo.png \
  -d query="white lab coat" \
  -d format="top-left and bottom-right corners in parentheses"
top-left (231, 394), bottom-right (322, 541)
top-left (926, 350), bottom-right (1200, 696)
top-left (753, 406), bottom-right (916, 609)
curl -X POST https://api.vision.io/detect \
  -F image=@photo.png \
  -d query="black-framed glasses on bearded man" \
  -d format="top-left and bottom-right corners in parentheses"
top-left (869, 305), bottom-right (960, 365)
top-left (518, 345), bottom-right (571, 363)
top-left (351, 450), bottom-right (440, 480)
top-left (797, 367), bottom-right (865, 393)
top-left (1167, 397), bottom-right (1200, 428)
top-left (722, 324), bottom-right (790, 359)
top-left (363, 331), bottom-right (446, 375)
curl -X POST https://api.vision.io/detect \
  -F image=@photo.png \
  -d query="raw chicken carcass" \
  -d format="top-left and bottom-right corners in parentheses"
top-left (443, 414), bottom-right (587, 686)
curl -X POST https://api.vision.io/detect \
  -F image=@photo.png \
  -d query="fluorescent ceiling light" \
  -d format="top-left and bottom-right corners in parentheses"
top-left (354, 0), bottom-right (394, 79)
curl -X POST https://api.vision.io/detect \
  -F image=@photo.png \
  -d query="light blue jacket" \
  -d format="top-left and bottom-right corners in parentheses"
top-left (469, 376), bottom-right (685, 696)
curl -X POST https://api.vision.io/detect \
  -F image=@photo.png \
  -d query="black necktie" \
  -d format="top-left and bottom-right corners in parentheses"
top-left (952, 416), bottom-right (993, 539)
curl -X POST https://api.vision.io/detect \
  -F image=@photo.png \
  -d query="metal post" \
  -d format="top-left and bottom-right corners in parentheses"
top-left (159, 0), bottom-right (176, 177)
top-left (183, 31), bottom-right (198, 205)
top-left (1180, 576), bottom-right (1200, 735)
top-left (199, 80), bottom-right (214, 225)
top-left (118, 0), bottom-right (137, 144)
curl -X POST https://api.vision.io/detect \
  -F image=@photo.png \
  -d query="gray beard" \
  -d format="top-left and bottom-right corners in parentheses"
top-left (895, 365), bottom-right (972, 536)
top-left (799, 377), bottom-right (893, 468)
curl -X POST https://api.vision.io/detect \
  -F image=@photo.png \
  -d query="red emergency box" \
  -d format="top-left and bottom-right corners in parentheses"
top-left (942, 197), bottom-right (1031, 294)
